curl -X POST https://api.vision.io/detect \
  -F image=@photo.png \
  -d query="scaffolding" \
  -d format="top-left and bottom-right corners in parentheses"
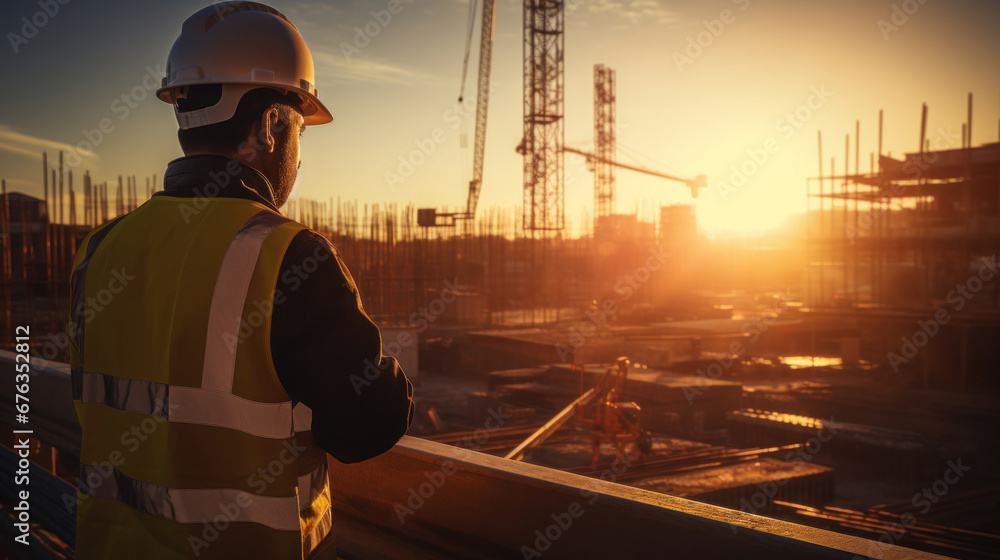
top-left (807, 112), bottom-right (1000, 313)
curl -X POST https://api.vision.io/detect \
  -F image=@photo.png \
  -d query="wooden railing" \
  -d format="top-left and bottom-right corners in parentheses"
top-left (0, 351), bottom-right (955, 559)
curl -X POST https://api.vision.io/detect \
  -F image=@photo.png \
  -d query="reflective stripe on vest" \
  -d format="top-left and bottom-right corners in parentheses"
top-left (77, 461), bottom-right (331, 535)
top-left (71, 369), bottom-right (313, 439)
top-left (299, 462), bottom-right (333, 555)
top-left (79, 464), bottom-right (301, 531)
top-left (202, 211), bottom-right (290, 393)
top-left (70, 201), bottom-right (333, 558)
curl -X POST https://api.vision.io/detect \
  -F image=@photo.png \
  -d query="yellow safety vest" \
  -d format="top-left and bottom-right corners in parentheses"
top-left (69, 196), bottom-right (334, 559)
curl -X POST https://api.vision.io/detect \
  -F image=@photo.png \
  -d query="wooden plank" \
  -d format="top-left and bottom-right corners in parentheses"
top-left (329, 436), bottom-right (957, 560)
top-left (1, 353), bottom-right (960, 560)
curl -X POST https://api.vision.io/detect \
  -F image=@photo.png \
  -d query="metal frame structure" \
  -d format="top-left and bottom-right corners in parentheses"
top-left (522, 0), bottom-right (565, 232)
top-left (807, 105), bottom-right (1000, 312)
top-left (593, 63), bottom-right (616, 224)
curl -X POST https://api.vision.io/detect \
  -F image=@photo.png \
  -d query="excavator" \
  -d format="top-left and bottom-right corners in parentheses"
top-left (575, 357), bottom-right (654, 467)
top-left (505, 357), bottom-right (653, 468)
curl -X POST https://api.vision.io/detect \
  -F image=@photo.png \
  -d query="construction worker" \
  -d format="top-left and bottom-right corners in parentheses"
top-left (68, 3), bottom-right (413, 558)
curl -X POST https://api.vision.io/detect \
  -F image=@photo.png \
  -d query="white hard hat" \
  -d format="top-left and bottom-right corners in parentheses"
top-left (156, 2), bottom-right (333, 129)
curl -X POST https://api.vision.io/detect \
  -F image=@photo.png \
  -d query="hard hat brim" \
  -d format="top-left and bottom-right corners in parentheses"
top-left (156, 3), bottom-right (334, 128)
top-left (157, 81), bottom-right (333, 128)
top-left (300, 93), bottom-right (333, 126)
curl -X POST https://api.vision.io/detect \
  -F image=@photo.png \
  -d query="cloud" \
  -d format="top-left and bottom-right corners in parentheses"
top-left (584, 0), bottom-right (679, 25)
top-left (0, 142), bottom-right (44, 161)
top-left (1, 178), bottom-right (38, 187)
top-left (288, 1), bottom-right (347, 22)
top-left (291, 0), bottom-right (417, 21)
top-left (587, 0), bottom-right (624, 13)
top-left (313, 50), bottom-right (424, 86)
top-left (0, 125), bottom-right (99, 162)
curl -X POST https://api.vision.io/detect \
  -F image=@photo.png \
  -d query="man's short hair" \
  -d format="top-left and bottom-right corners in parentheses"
top-left (176, 86), bottom-right (304, 154)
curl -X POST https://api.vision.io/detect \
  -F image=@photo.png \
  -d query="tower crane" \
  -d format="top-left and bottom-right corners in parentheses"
top-left (418, 0), bottom-right (497, 228)
top-left (564, 63), bottom-right (706, 207)
top-left (561, 146), bottom-right (708, 199)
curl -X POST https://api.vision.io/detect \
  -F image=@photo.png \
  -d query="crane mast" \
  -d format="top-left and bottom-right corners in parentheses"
top-left (465, 0), bottom-right (496, 220)
top-left (594, 64), bottom-right (616, 224)
top-left (418, 0), bottom-right (496, 228)
top-left (418, 3), bottom-right (703, 230)
top-left (521, 0), bottom-right (565, 232)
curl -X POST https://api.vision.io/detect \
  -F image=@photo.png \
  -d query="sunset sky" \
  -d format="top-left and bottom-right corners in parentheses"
top-left (1, 0), bottom-right (998, 235)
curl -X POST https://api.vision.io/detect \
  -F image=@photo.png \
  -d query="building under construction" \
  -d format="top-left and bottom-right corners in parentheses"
top-left (1, 0), bottom-right (999, 557)
top-left (806, 103), bottom-right (1000, 395)
top-left (2, 127), bottom-right (998, 558)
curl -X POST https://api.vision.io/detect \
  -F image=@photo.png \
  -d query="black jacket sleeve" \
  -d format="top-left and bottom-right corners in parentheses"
top-left (270, 230), bottom-right (413, 464)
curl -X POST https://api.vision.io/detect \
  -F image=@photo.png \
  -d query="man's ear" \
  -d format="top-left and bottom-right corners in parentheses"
top-left (260, 107), bottom-right (280, 153)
